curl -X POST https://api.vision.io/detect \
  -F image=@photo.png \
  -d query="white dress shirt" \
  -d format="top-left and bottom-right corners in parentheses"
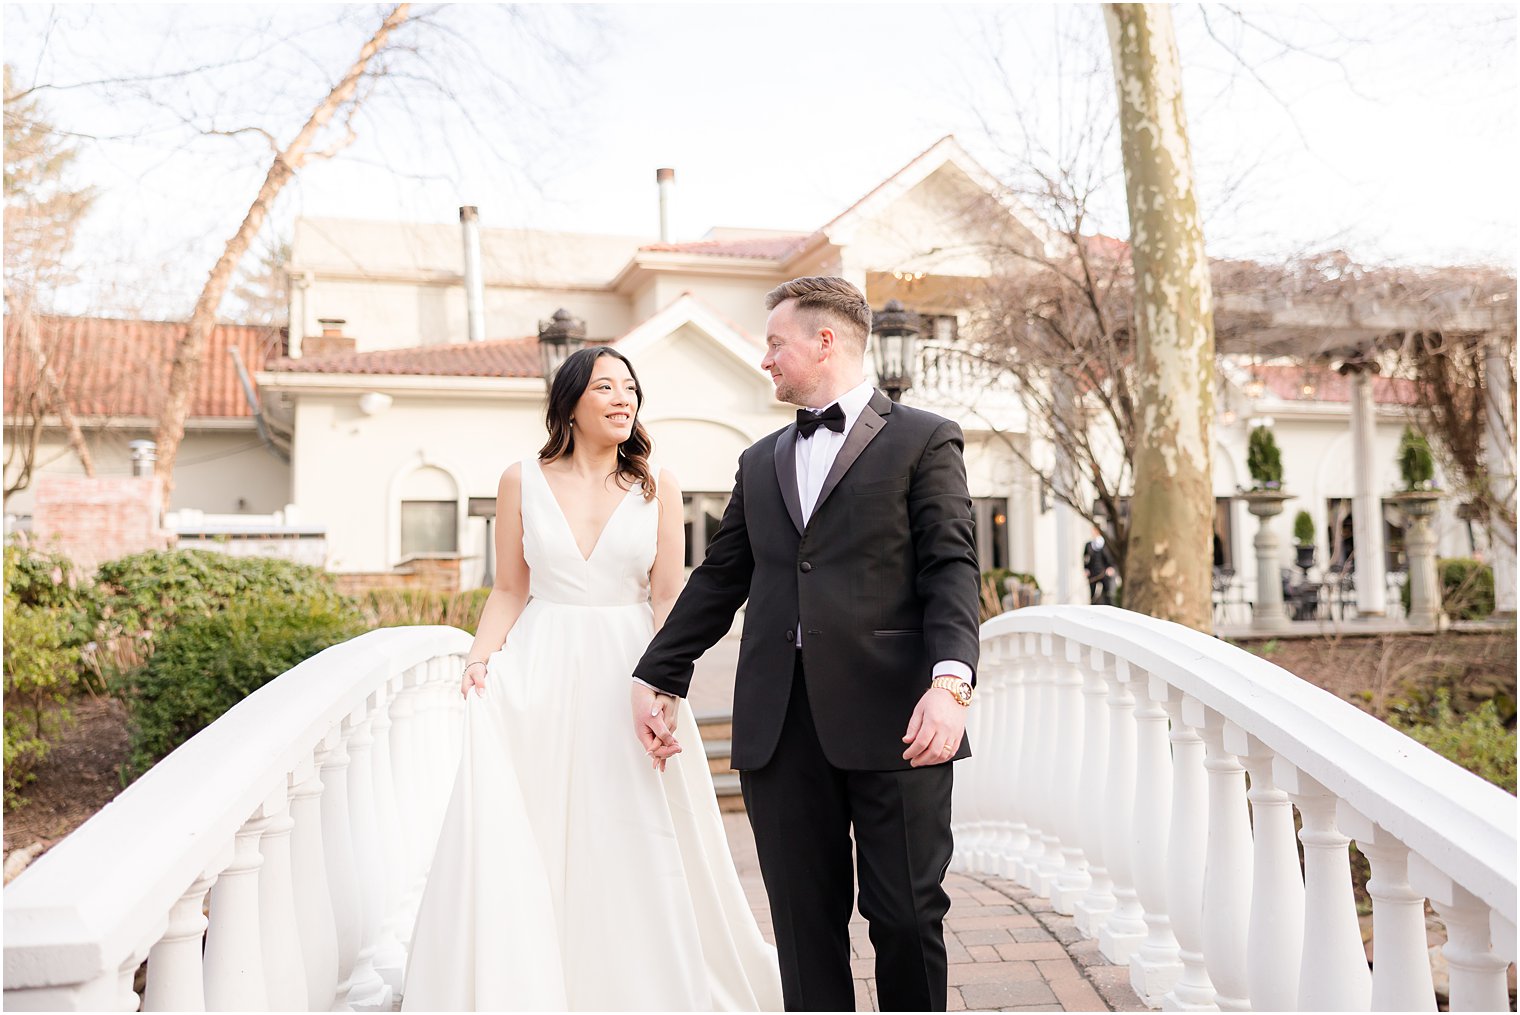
top-left (795, 381), bottom-right (973, 684)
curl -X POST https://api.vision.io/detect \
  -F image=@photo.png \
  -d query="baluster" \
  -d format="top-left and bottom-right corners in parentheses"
top-left (370, 683), bottom-right (410, 990)
top-left (1072, 646), bottom-right (1113, 939)
top-left (321, 723), bottom-right (364, 1004)
top-left (968, 640), bottom-right (1003, 873)
top-left (1013, 633), bottom-right (1048, 888)
top-left (1409, 856), bottom-right (1512, 1013)
top-left (256, 789), bottom-right (308, 1010)
top-left (203, 811), bottom-right (270, 1011)
top-left (343, 701), bottom-right (394, 1011)
top-left (1098, 658), bottom-right (1145, 963)
top-left (1187, 701), bottom-right (1253, 1012)
top-left (289, 749), bottom-right (339, 1010)
top-left (1159, 687), bottom-right (1215, 1010)
top-left (994, 639), bottom-right (1030, 880)
top-left (117, 945), bottom-right (151, 1012)
top-left (1338, 811), bottom-right (1434, 1011)
top-left (145, 866), bottom-right (221, 1010)
top-left (1275, 763), bottom-right (1371, 1011)
top-left (395, 666), bottom-right (431, 925)
top-left (1129, 673), bottom-right (1181, 1004)
top-left (1224, 726), bottom-right (1305, 1012)
top-left (1051, 637), bottom-right (1089, 913)
top-left (952, 642), bottom-right (988, 873)
top-left (1033, 634), bottom-right (1067, 897)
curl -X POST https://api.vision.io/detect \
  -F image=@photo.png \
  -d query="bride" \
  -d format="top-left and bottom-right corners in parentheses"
top-left (401, 346), bottom-right (782, 1011)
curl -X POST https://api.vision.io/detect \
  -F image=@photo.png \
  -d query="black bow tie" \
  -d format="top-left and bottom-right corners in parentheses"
top-left (795, 403), bottom-right (846, 439)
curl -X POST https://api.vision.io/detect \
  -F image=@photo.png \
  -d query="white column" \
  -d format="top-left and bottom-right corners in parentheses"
top-left (1275, 763), bottom-right (1371, 1011)
top-left (393, 668), bottom-right (430, 929)
top-left (1014, 634), bottom-right (1049, 888)
top-left (1482, 335), bottom-right (1517, 617)
top-left (1072, 647), bottom-right (1114, 939)
top-left (1338, 812), bottom-right (1435, 1011)
top-left (962, 640), bottom-right (995, 873)
top-left (369, 686), bottom-right (410, 990)
top-left (1129, 673), bottom-right (1181, 1004)
top-left (1187, 701), bottom-right (1253, 1012)
top-left (1409, 855), bottom-right (1512, 1014)
top-left (1224, 726), bottom-right (1305, 1012)
top-left (1160, 689), bottom-right (1216, 1010)
top-left (1033, 634), bottom-right (1067, 897)
top-left (145, 871), bottom-right (219, 1010)
top-left (1348, 365), bottom-right (1387, 616)
top-left (204, 812), bottom-right (271, 1011)
top-left (321, 725), bottom-right (364, 1001)
top-left (343, 706), bottom-right (394, 1011)
top-left (289, 749), bottom-right (340, 1010)
top-left (1051, 637), bottom-right (1090, 913)
top-left (256, 790), bottom-right (308, 1010)
top-left (117, 946), bottom-right (151, 1012)
top-left (1099, 658), bottom-right (1145, 963)
top-left (991, 640), bottom-right (1028, 880)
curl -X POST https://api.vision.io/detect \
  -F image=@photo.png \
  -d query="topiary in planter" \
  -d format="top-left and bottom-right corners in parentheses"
top-left (1397, 426), bottom-right (1437, 491)
top-left (1247, 425), bottom-right (1284, 489)
top-left (1293, 511), bottom-right (1315, 546)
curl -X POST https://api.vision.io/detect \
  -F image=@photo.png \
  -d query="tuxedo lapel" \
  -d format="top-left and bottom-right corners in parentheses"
top-left (813, 389), bottom-right (893, 517)
top-left (773, 425), bottom-right (805, 535)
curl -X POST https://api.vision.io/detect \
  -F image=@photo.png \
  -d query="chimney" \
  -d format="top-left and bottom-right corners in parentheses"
top-left (460, 205), bottom-right (485, 342)
top-left (304, 318), bottom-right (356, 357)
top-left (128, 440), bottom-right (157, 478)
top-left (656, 168), bottom-right (675, 243)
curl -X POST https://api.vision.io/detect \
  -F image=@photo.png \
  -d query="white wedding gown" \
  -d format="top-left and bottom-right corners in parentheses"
top-left (401, 458), bottom-right (782, 1011)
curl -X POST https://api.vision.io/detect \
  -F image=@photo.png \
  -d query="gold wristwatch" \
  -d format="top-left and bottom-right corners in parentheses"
top-left (931, 675), bottom-right (973, 707)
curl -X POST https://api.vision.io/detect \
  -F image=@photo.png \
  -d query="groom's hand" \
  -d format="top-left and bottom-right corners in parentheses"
top-left (902, 685), bottom-right (967, 767)
top-left (631, 682), bottom-right (682, 771)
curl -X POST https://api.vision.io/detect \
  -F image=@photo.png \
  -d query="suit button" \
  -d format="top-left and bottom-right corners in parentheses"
top-left (800, 561), bottom-right (813, 573)
top-left (785, 629), bottom-right (795, 642)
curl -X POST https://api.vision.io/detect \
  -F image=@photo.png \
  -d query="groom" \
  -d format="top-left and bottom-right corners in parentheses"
top-left (632, 276), bottom-right (981, 1011)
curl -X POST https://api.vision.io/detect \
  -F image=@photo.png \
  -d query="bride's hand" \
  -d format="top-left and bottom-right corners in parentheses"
top-left (461, 661), bottom-right (488, 699)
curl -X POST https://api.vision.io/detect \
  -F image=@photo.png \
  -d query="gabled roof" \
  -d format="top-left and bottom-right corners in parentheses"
top-left (638, 235), bottom-right (811, 260)
top-left (264, 336), bottom-right (542, 378)
top-left (2, 314), bottom-right (284, 419)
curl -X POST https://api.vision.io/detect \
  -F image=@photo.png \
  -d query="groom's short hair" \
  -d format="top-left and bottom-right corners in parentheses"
top-left (765, 276), bottom-right (871, 354)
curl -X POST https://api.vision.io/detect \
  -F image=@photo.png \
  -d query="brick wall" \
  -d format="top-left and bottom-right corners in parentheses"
top-left (31, 475), bottom-right (172, 571)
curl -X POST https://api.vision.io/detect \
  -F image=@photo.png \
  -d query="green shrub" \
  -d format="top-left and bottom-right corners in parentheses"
top-left (113, 590), bottom-right (366, 777)
top-left (360, 587), bottom-right (491, 634)
top-left (1397, 426), bottom-right (1437, 491)
top-left (1400, 557), bottom-right (1495, 620)
top-left (1293, 511), bottom-right (1315, 546)
top-left (1391, 691), bottom-right (1516, 794)
top-left (1247, 426), bottom-right (1283, 488)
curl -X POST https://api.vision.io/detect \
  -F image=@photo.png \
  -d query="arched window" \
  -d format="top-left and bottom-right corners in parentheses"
top-left (399, 465), bottom-right (459, 557)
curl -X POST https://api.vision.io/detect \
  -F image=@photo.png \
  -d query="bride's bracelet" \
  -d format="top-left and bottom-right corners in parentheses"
top-left (462, 660), bottom-right (488, 679)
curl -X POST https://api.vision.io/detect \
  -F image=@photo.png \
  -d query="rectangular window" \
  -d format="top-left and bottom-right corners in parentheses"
top-left (972, 497), bottom-right (1009, 572)
top-left (1213, 497), bottom-right (1234, 570)
top-left (401, 500), bottom-right (458, 556)
top-left (682, 493), bottom-right (730, 568)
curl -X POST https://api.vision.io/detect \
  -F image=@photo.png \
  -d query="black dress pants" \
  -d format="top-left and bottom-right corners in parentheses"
top-left (740, 655), bottom-right (954, 1012)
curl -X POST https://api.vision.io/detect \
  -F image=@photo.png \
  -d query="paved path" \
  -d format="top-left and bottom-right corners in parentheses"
top-left (722, 812), bottom-right (1147, 1013)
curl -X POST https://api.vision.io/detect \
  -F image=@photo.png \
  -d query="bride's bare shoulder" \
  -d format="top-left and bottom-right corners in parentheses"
top-left (498, 461), bottom-right (525, 494)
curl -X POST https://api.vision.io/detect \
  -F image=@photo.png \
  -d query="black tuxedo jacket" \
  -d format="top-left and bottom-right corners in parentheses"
top-left (634, 389), bottom-right (981, 771)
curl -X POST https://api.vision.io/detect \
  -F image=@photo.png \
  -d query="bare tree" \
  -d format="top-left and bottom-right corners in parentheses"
top-left (1103, 3), bottom-right (1216, 631)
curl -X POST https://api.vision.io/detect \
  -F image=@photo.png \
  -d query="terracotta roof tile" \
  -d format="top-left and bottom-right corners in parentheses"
top-left (3, 315), bottom-right (285, 419)
top-left (638, 235), bottom-right (811, 260)
top-left (265, 336), bottom-right (544, 377)
top-left (1252, 363), bottom-right (1420, 405)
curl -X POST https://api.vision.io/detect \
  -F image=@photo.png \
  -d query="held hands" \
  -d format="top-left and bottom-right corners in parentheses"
top-left (901, 685), bottom-right (968, 767)
top-left (631, 682), bottom-right (682, 772)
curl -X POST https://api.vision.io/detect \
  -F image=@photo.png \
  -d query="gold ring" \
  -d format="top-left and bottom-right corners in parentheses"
top-left (942, 742), bottom-right (953, 752)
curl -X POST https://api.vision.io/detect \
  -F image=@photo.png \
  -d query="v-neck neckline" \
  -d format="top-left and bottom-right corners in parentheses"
top-left (534, 459), bottom-right (637, 564)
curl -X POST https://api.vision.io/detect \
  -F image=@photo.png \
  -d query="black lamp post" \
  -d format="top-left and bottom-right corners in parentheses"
top-left (872, 299), bottom-right (920, 403)
top-left (537, 308), bottom-right (586, 385)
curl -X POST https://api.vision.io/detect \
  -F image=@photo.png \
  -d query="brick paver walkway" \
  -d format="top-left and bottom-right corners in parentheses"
top-left (723, 813), bottom-right (1147, 1012)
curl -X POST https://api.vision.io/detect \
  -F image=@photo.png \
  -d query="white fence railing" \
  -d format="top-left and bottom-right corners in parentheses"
top-left (954, 605), bottom-right (1517, 1012)
top-left (3, 626), bottom-right (470, 1011)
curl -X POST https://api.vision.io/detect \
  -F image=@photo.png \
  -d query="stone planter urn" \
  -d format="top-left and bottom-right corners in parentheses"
top-left (1242, 489), bottom-right (1294, 633)
top-left (1388, 490), bottom-right (1447, 630)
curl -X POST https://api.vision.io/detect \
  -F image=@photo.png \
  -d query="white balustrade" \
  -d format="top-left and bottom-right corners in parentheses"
top-left (1051, 638), bottom-right (1090, 914)
top-left (367, 685), bottom-right (410, 992)
top-left (4, 626), bottom-right (471, 1011)
top-left (1071, 647), bottom-right (1114, 938)
top-left (1128, 673), bottom-right (1180, 1004)
top-left (342, 706), bottom-right (393, 1011)
top-left (950, 605), bottom-right (1515, 1014)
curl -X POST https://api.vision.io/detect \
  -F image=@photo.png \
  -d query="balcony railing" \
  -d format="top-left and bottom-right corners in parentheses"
top-left (955, 605), bottom-right (1516, 1011)
top-left (4, 609), bottom-right (1514, 1011)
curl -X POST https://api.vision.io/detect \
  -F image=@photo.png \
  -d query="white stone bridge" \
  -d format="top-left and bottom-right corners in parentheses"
top-left (3, 606), bottom-right (1515, 1011)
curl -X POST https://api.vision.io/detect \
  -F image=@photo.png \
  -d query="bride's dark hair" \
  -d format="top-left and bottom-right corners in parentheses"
top-left (538, 346), bottom-right (656, 501)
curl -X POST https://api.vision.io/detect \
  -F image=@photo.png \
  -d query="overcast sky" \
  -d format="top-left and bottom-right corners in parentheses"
top-left (4, 3), bottom-right (1516, 319)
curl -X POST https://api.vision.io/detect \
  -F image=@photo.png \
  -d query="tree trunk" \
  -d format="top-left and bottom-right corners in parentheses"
top-left (1103, 3), bottom-right (1216, 631)
top-left (1483, 336), bottom-right (1517, 616)
top-left (152, 4), bottom-right (411, 502)
top-left (17, 300), bottom-right (96, 479)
